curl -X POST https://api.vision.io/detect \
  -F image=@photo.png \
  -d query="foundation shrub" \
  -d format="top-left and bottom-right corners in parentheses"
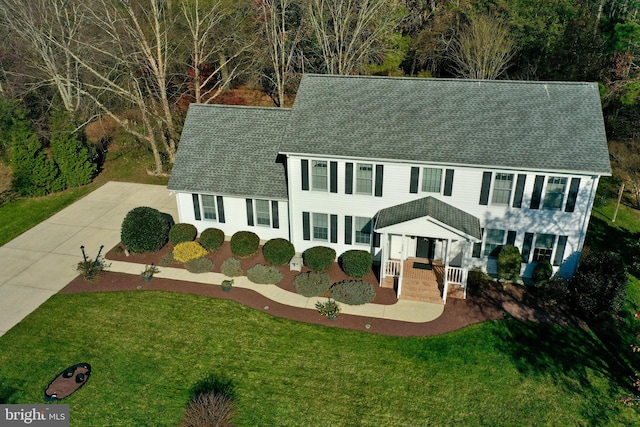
top-left (330, 280), bottom-right (376, 305)
top-left (497, 244), bottom-right (521, 282)
top-left (185, 257), bottom-right (214, 273)
top-left (200, 228), bottom-right (225, 251)
top-left (262, 238), bottom-right (295, 265)
top-left (532, 260), bottom-right (554, 285)
top-left (467, 266), bottom-right (490, 294)
top-left (303, 246), bottom-right (336, 272)
top-left (173, 241), bottom-right (208, 264)
top-left (230, 231), bottom-right (260, 257)
top-left (220, 257), bottom-right (244, 277)
top-left (535, 276), bottom-right (570, 306)
top-left (340, 250), bottom-right (373, 278)
top-left (121, 206), bottom-right (170, 253)
top-left (293, 271), bottom-right (331, 297)
top-left (247, 264), bottom-right (284, 284)
top-left (169, 223), bottom-right (197, 245)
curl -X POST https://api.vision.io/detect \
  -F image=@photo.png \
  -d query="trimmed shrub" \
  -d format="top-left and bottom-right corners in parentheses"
top-left (121, 206), bottom-right (170, 253)
top-left (330, 280), bottom-right (376, 305)
top-left (293, 271), bottom-right (331, 297)
top-left (303, 246), bottom-right (336, 272)
top-left (185, 257), bottom-right (214, 273)
top-left (173, 241), bottom-right (208, 263)
top-left (200, 228), bottom-right (225, 251)
top-left (340, 250), bottom-right (373, 278)
top-left (169, 223), bottom-right (197, 245)
top-left (230, 231), bottom-right (260, 257)
top-left (247, 264), bottom-right (284, 284)
top-left (221, 257), bottom-right (244, 277)
top-left (532, 260), bottom-right (553, 285)
top-left (535, 276), bottom-right (570, 306)
top-left (497, 245), bottom-right (521, 282)
top-left (262, 238), bottom-right (295, 265)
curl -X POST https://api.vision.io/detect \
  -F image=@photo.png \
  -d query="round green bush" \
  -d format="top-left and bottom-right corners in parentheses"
top-left (293, 271), bottom-right (331, 297)
top-left (330, 280), bottom-right (376, 305)
top-left (221, 257), bottom-right (244, 277)
top-left (340, 250), bottom-right (373, 278)
top-left (532, 259), bottom-right (553, 285)
top-left (303, 246), bottom-right (336, 272)
top-left (169, 223), bottom-right (197, 245)
top-left (262, 238), bottom-right (295, 265)
top-left (230, 231), bottom-right (260, 257)
top-left (200, 228), bottom-right (225, 251)
top-left (185, 257), bottom-right (214, 273)
top-left (121, 206), bottom-right (170, 253)
top-left (247, 264), bottom-right (284, 284)
top-left (497, 244), bottom-right (521, 282)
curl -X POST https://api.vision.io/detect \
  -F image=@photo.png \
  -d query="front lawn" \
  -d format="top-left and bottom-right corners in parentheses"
top-left (0, 291), bottom-right (637, 426)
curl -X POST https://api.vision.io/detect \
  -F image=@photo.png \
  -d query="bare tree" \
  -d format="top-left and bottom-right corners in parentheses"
top-left (257, 0), bottom-right (305, 107)
top-left (307, 0), bottom-right (405, 75)
top-left (448, 14), bottom-right (516, 80)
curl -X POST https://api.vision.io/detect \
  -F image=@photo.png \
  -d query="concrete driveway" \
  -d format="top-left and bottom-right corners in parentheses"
top-left (0, 182), bottom-right (177, 337)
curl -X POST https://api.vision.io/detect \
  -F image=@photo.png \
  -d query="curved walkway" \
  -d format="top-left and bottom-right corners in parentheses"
top-left (0, 182), bottom-right (443, 338)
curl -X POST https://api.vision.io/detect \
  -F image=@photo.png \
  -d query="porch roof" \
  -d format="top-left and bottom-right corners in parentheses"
top-left (375, 196), bottom-right (482, 240)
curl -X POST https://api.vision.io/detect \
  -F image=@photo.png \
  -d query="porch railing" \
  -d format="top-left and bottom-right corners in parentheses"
top-left (446, 266), bottom-right (464, 285)
top-left (385, 259), bottom-right (401, 277)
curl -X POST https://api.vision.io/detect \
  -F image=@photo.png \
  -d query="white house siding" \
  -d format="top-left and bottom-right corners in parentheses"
top-left (286, 154), bottom-right (600, 278)
top-left (174, 192), bottom-right (290, 243)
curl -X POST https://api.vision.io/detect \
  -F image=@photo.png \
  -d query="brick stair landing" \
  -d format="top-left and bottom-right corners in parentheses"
top-left (400, 277), bottom-right (443, 304)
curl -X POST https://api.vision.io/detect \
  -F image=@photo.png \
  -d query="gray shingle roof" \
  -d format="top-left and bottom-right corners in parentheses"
top-left (167, 104), bottom-right (290, 199)
top-left (280, 74), bottom-right (611, 175)
top-left (375, 196), bottom-right (482, 240)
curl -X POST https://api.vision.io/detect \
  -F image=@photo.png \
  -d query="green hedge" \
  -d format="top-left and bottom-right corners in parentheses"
top-left (247, 264), bottom-right (283, 284)
top-left (497, 245), bottom-right (521, 282)
top-left (330, 280), bottom-right (376, 305)
top-left (293, 271), bottom-right (331, 297)
top-left (121, 206), bottom-right (170, 253)
top-left (303, 246), bottom-right (336, 272)
top-left (230, 231), bottom-right (260, 257)
top-left (200, 228), bottom-right (225, 251)
top-left (169, 223), bottom-right (197, 245)
top-left (340, 250), bottom-right (373, 278)
top-left (262, 238), bottom-right (295, 265)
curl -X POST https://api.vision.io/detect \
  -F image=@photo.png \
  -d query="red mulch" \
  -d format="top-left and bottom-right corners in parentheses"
top-left (58, 242), bottom-right (577, 337)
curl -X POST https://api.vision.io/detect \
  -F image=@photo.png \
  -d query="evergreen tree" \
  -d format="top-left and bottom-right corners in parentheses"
top-left (50, 109), bottom-right (96, 189)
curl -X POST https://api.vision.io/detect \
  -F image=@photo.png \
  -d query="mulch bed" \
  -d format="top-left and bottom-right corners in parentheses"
top-left (59, 242), bottom-right (577, 337)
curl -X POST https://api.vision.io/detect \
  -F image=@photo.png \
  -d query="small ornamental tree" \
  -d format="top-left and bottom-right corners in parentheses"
top-left (497, 245), bottom-right (521, 282)
top-left (121, 206), bottom-right (170, 253)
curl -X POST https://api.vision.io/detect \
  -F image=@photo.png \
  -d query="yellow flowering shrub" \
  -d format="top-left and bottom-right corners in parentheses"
top-left (173, 241), bottom-right (208, 263)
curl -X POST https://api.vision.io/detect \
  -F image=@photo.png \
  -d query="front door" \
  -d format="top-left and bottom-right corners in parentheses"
top-left (416, 237), bottom-right (434, 260)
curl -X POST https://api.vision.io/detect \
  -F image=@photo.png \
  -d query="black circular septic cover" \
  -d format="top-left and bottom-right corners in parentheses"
top-left (44, 363), bottom-right (91, 402)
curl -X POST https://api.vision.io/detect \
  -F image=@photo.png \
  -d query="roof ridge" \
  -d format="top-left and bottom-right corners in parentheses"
top-left (188, 103), bottom-right (292, 112)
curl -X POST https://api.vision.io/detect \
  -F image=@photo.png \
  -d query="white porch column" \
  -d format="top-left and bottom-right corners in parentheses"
top-left (443, 239), bottom-right (450, 304)
top-left (462, 240), bottom-right (472, 299)
top-left (379, 232), bottom-right (388, 284)
top-left (397, 234), bottom-right (406, 297)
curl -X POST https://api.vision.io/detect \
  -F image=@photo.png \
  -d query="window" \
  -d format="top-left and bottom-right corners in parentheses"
top-left (201, 195), bottom-right (217, 221)
top-left (312, 213), bottom-right (328, 241)
top-left (356, 163), bottom-right (373, 194)
top-left (355, 217), bottom-right (372, 245)
top-left (484, 229), bottom-right (505, 257)
top-left (542, 177), bottom-right (567, 210)
top-left (255, 199), bottom-right (271, 226)
top-left (491, 173), bottom-right (514, 205)
top-left (422, 168), bottom-right (442, 193)
top-left (312, 160), bottom-right (328, 191)
top-left (533, 233), bottom-right (555, 262)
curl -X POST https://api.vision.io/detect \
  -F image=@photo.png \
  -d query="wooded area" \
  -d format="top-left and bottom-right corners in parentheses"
top-left (0, 0), bottom-right (639, 194)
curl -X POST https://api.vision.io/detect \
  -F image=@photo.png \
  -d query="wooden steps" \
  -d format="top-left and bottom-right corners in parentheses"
top-left (400, 277), bottom-right (443, 304)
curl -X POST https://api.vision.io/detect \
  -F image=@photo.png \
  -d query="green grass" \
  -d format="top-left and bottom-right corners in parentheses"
top-left (0, 291), bottom-right (638, 426)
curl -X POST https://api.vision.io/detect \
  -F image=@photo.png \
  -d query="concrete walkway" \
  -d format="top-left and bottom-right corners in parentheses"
top-left (0, 182), bottom-right (443, 338)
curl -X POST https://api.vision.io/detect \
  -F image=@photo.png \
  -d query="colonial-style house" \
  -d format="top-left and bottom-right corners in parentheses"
top-left (167, 74), bottom-right (610, 303)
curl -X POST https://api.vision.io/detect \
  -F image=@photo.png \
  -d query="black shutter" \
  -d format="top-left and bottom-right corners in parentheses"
top-left (301, 159), bottom-right (309, 191)
top-left (512, 174), bottom-right (526, 208)
top-left (530, 175), bottom-right (545, 209)
top-left (245, 199), bottom-right (254, 226)
top-left (472, 228), bottom-right (483, 258)
top-left (192, 194), bottom-right (201, 221)
top-left (410, 167), bottom-right (419, 194)
top-left (444, 169), bottom-right (454, 196)
top-left (330, 215), bottom-right (338, 243)
top-left (330, 161), bottom-right (338, 193)
top-left (344, 216), bottom-right (352, 244)
top-left (302, 212), bottom-right (310, 240)
top-left (271, 201), bottom-right (279, 229)
top-left (506, 230), bottom-right (517, 246)
top-left (565, 178), bottom-right (581, 212)
top-left (216, 196), bottom-right (225, 223)
top-left (375, 165), bottom-right (384, 197)
top-left (345, 163), bottom-right (353, 194)
top-left (554, 236), bottom-right (568, 266)
top-left (522, 232), bottom-right (534, 263)
top-left (373, 232), bottom-right (381, 248)
top-left (479, 172), bottom-right (492, 205)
